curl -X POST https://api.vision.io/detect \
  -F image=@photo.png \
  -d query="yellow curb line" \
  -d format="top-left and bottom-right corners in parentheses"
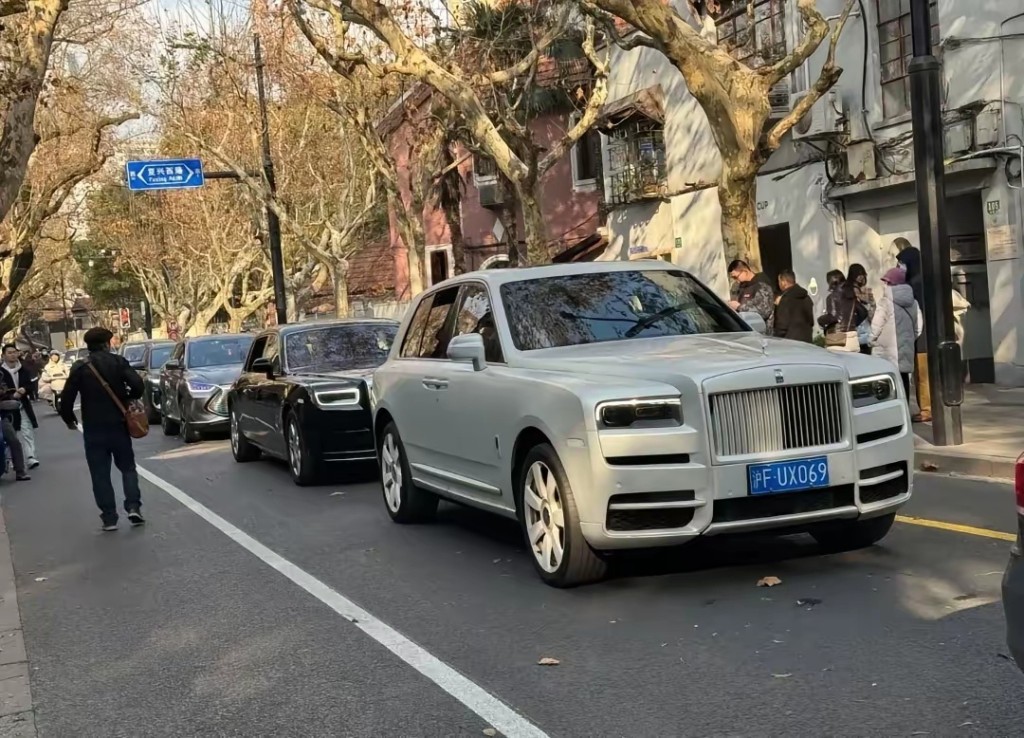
top-left (896, 515), bottom-right (1016, 542)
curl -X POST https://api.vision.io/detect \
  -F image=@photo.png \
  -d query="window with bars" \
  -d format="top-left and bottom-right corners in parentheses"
top-left (877, 0), bottom-right (940, 118)
top-left (716, 0), bottom-right (788, 68)
top-left (606, 120), bottom-right (667, 205)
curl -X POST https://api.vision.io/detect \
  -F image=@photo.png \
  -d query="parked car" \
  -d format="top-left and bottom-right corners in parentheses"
top-left (160, 334), bottom-right (253, 443)
top-left (1003, 454), bottom-right (1024, 671)
top-left (63, 348), bottom-right (87, 367)
top-left (122, 339), bottom-right (176, 422)
top-left (371, 261), bottom-right (916, 587)
top-left (228, 319), bottom-right (398, 485)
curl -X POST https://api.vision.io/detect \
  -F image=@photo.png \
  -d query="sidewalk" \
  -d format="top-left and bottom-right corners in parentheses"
top-left (914, 384), bottom-right (1024, 480)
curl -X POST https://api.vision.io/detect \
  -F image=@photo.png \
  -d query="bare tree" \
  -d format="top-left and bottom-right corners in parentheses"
top-left (582, 0), bottom-right (854, 267)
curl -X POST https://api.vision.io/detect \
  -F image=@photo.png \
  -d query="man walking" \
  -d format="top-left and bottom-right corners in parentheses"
top-left (772, 269), bottom-right (814, 343)
top-left (1, 344), bottom-right (39, 469)
top-left (60, 327), bottom-right (146, 531)
top-left (727, 259), bottom-right (775, 324)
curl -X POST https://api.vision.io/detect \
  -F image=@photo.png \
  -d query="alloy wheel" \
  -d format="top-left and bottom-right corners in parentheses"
top-left (230, 411), bottom-right (239, 454)
top-left (523, 461), bottom-right (565, 573)
top-left (288, 420), bottom-right (302, 477)
top-left (381, 433), bottom-right (403, 513)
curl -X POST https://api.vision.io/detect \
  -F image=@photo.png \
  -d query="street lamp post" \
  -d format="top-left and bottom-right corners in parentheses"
top-left (908, 0), bottom-right (963, 446)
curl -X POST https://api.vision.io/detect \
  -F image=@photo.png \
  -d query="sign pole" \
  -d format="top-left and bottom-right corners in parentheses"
top-left (908, 0), bottom-right (962, 445)
top-left (254, 34), bottom-right (288, 326)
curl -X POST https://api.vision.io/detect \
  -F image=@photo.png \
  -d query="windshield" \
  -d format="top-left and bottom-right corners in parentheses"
top-left (500, 269), bottom-right (746, 351)
top-left (122, 345), bottom-right (146, 363)
top-left (285, 324), bottom-right (397, 373)
top-left (150, 345), bottom-right (174, 369)
top-left (186, 337), bottom-right (253, 369)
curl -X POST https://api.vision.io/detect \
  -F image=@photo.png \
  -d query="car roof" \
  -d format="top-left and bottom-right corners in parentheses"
top-left (186, 333), bottom-right (252, 343)
top-left (433, 259), bottom-right (684, 291)
top-left (275, 318), bottom-right (399, 337)
top-left (123, 340), bottom-right (175, 347)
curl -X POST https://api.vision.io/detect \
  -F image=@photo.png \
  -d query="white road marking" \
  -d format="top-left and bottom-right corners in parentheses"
top-left (134, 464), bottom-right (548, 738)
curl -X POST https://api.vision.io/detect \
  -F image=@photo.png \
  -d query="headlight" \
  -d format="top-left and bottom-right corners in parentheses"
top-left (850, 375), bottom-right (896, 407)
top-left (312, 387), bottom-right (360, 408)
top-left (187, 380), bottom-right (215, 393)
top-left (596, 397), bottom-right (682, 429)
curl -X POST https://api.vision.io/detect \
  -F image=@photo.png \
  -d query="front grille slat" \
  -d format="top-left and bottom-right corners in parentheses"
top-left (710, 382), bottom-right (844, 458)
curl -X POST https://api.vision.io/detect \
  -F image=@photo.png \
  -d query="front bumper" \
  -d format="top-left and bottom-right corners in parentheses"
top-left (294, 402), bottom-right (376, 463)
top-left (184, 389), bottom-right (230, 430)
top-left (1002, 538), bottom-right (1024, 671)
top-left (568, 403), bottom-right (913, 551)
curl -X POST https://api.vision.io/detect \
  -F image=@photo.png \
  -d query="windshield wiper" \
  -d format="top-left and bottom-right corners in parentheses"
top-left (625, 304), bottom-right (688, 338)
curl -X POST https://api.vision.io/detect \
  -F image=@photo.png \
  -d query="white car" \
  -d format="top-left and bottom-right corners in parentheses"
top-left (371, 261), bottom-right (913, 587)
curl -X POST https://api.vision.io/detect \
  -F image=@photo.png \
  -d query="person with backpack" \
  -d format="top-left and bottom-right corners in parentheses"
top-left (870, 267), bottom-right (922, 402)
top-left (59, 327), bottom-right (146, 531)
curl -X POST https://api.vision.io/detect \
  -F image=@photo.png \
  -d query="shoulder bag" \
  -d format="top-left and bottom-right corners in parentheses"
top-left (85, 360), bottom-right (149, 438)
top-left (825, 301), bottom-right (860, 353)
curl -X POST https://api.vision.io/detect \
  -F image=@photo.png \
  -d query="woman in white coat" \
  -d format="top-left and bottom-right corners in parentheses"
top-left (869, 267), bottom-right (922, 402)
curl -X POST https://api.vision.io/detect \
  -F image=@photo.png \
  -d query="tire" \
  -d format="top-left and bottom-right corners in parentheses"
top-left (810, 513), bottom-right (896, 553)
top-left (230, 405), bottom-right (260, 462)
top-left (379, 422), bottom-right (437, 523)
top-left (517, 443), bottom-right (607, 588)
top-left (180, 402), bottom-right (202, 444)
top-left (145, 392), bottom-right (161, 424)
top-left (161, 395), bottom-right (180, 436)
top-left (286, 414), bottom-right (320, 486)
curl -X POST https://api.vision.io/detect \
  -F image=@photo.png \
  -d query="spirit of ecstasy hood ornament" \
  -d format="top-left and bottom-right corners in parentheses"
top-left (761, 338), bottom-right (768, 356)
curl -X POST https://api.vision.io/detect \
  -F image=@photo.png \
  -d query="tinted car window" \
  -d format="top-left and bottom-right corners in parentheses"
top-left (453, 284), bottom-right (504, 363)
top-left (186, 337), bottom-right (254, 369)
top-left (286, 324), bottom-right (398, 373)
top-left (417, 287), bottom-right (459, 359)
top-left (122, 345), bottom-right (146, 363)
top-left (149, 345), bottom-right (174, 369)
top-left (400, 297), bottom-right (433, 358)
top-left (500, 270), bottom-right (745, 351)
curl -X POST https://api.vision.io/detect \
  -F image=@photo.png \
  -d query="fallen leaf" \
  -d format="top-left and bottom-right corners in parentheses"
top-left (910, 732), bottom-right (931, 736)
top-left (920, 461), bottom-right (939, 472)
top-left (482, 729), bottom-right (497, 737)
top-left (758, 576), bottom-right (782, 587)
top-left (537, 657), bottom-right (560, 666)
top-left (329, 491), bottom-right (345, 497)
top-left (796, 598), bottom-right (822, 608)
top-left (492, 558), bottom-right (502, 564)
top-left (772, 673), bottom-right (792, 678)
top-left (33, 577), bottom-right (46, 582)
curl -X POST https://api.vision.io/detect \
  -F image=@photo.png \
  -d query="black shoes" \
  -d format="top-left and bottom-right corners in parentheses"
top-left (15, 474), bottom-right (30, 481)
top-left (127, 510), bottom-right (145, 527)
top-left (101, 521), bottom-right (118, 532)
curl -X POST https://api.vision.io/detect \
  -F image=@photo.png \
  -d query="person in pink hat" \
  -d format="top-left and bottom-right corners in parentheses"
top-left (869, 266), bottom-right (922, 401)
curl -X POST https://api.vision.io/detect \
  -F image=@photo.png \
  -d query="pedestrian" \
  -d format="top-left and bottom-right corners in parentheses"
top-left (818, 269), bottom-right (867, 351)
top-left (772, 269), bottom-right (814, 343)
top-left (22, 350), bottom-right (42, 401)
top-left (870, 267), bottom-right (922, 402)
top-left (846, 263), bottom-right (875, 354)
top-left (727, 259), bottom-right (775, 324)
top-left (895, 240), bottom-right (930, 421)
top-left (0, 385), bottom-right (30, 481)
top-left (40, 350), bottom-right (69, 407)
top-left (0, 344), bottom-right (39, 469)
top-left (59, 327), bottom-right (146, 531)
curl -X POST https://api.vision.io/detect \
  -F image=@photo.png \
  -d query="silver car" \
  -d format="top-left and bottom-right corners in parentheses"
top-left (371, 261), bottom-right (915, 587)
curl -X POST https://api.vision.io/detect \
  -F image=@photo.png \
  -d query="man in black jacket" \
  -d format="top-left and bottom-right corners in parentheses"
top-left (60, 327), bottom-right (146, 531)
top-left (0, 344), bottom-right (39, 470)
top-left (773, 270), bottom-right (814, 343)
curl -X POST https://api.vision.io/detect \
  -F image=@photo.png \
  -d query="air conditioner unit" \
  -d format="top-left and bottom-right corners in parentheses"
top-left (478, 182), bottom-right (505, 209)
top-left (768, 80), bottom-right (790, 120)
top-left (791, 91), bottom-right (844, 140)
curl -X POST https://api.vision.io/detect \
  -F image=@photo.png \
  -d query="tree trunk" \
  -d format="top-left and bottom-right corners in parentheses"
top-left (718, 164), bottom-right (761, 271)
top-left (333, 262), bottom-right (350, 318)
top-left (444, 204), bottom-right (468, 275)
top-left (519, 188), bottom-right (548, 266)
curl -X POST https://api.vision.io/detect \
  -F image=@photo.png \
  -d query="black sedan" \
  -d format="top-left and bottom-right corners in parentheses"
top-left (228, 319), bottom-right (398, 485)
top-left (1003, 453), bottom-right (1024, 672)
top-left (122, 339), bottom-right (176, 422)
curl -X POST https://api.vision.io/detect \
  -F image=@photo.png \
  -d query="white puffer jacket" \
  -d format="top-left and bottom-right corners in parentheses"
top-left (870, 284), bottom-right (922, 373)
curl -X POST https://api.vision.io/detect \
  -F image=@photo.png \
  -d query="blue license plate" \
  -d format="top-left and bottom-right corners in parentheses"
top-left (748, 456), bottom-right (829, 496)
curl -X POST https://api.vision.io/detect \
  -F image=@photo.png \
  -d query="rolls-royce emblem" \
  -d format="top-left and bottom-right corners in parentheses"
top-left (775, 369), bottom-right (784, 384)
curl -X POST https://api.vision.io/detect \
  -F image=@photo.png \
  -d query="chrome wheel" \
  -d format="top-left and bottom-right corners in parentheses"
top-left (288, 419), bottom-right (302, 477)
top-left (523, 461), bottom-right (565, 573)
top-left (381, 432), bottom-right (402, 513)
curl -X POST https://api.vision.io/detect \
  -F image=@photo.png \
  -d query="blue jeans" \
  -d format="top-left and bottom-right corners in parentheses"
top-left (83, 426), bottom-right (142, 523)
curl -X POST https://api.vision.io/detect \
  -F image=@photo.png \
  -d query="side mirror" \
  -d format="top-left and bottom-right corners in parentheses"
top-left (739, 311), bottom-right (768, 335)
top-left (447, 333), bottom-right (487, 371)
top-left (251, 357), bottom-right (275, 378)
top-left (164, 359), bottom-right (181, 371)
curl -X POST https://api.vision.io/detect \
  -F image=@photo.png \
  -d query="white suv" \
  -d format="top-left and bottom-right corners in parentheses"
top-left (371, 261), bottom-right (913, 587)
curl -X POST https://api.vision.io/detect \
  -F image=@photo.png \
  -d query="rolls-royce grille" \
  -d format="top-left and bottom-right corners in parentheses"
top-left (710, 383), bottom-right (844, 457)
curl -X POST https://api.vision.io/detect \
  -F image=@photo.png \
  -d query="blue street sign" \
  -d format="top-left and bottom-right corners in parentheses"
top-left (125, 158), bottom-right (205, 192)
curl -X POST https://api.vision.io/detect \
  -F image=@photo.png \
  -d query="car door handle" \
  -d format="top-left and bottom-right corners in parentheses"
top-left (422, 378), bottom-right (449, 390)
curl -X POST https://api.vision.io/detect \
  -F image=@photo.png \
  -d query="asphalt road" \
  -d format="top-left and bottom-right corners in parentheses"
top-left (4, 412), bottom-right (1022, 737)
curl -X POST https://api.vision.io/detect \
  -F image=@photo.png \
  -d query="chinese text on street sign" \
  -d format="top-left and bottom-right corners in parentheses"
top-left (125, 158), bottom-right (205, 192)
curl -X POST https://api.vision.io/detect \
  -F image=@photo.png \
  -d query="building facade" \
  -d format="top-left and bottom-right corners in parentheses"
top-left (599, 0), bottom-right (1024, 385)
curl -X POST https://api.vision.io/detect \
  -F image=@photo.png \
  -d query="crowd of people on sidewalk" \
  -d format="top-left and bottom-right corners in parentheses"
top-left (727, 239), bottom-right (969, 422)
